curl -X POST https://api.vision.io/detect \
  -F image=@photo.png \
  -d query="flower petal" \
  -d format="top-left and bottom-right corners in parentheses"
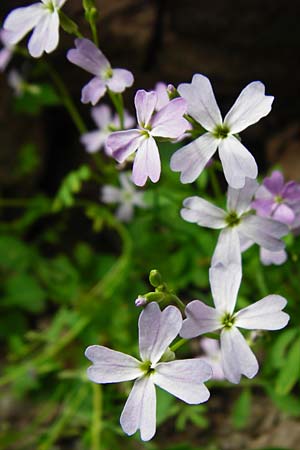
top-left (80, 130), bottom-right (108, 153)
top-left (120, 377), bottom-right (156, 441)
top-left (91, 104), bottom-right (112, 128)
top-left (180, 196), bottom-right (226, 228)
top-left (209, 263), bottom-right (242, 314)
top-left (224, 81), bottom-right (274, 134)
top-left (81, 77), bottom-right (107, 105)
top-left (263, 170), bottom-right (284, 195)
top-left (116, 203), bottom-right (134, 222)
top-left (178, 74), bottom-right (222, 131)
top-left (235, 295), bottom-right (289, 330)
top-left (151, 97), bottom-right (189, 139)
top-left (134, 90), bottom-right (157, 128)
top-left (212, 227), bottom-right (241, 267)
top-left (28, 10), bottom-right (59, 58)
top-left (139, 302), bottom-right (182, 365)
top-left (107, 129), bottom-right (142, 162)
top-left (260, 248), bottom-right (287, 266)
top-left (180, 300), bottom-right (221, 338)
top-left (106, 68), bottom-right (134, 93)
top-left (273, 203), bottom-right (295, 225)
top-left (85, 345), bottom-right (141, 383)
top-left (227, 178), bottom-right (259, 215)
top-left (218, 135), bottom-right (258, 189)
top-left (101, 186), bottom-right (122, 203)
top-left (220, 327), bottom-right (259, 384)
top-left (132, 137), bottom-right (161, 186)
top-left (153, 359), bottom-right (211, 404)
top-left (154, 82), bottom-right (169, 110)
top-left (239, 215), bottom-right (288, 251)
top-left (67, 38), bottom-right (109, 76)
top-left (3, 4), bottom-right (44, 46)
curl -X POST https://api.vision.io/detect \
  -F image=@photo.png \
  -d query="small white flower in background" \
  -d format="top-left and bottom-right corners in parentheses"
top-left (171, 74), bottom-right (274, 188)
top-left (181, 178), bottom-right (289, 266)
top-left (7, 70), bottom-right (24, 96)
top-left (3, 0), bottom-right (67, 58)
top-left (180, 263), bottom-right (289, 384)
top-left (0, 29), bottom-right (14, 72)
top-left (101, 173), bottom-right (146, 222)
top-left (199, 338), bottom-right (224, 380)
top-left (80, 105), bottom-right (135, 155)
top-left (85, 302), bottom-right (212, 441)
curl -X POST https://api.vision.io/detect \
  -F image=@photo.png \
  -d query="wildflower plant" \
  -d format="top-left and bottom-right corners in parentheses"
top-left (1, 1), bottom-right (300, 449)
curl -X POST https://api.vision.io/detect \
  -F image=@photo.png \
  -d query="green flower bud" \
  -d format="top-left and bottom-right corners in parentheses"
top-left (149, 269), bottom-right (162, 288)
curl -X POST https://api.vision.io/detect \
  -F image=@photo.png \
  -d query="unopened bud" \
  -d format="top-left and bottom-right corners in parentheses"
top-left (149, 269), bottom-right (162, 288)
top-left (135, 296), bottom-right (147, 307)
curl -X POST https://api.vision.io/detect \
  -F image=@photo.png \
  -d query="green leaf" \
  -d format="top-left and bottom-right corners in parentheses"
top-left (52, 165), bottom-right (91, 212)
top-left (4, 273), bottom-right (46, 313)
top-left (0, 235), bottom-right (32, 272)
top-left (275, 336), bottom-right (300, 395)
top-left (270, 328), bottom-right (299, 369)
top-left (231, 388), bottom-right (251, 429)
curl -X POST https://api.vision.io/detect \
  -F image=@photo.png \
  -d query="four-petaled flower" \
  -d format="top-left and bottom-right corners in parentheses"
top-left (85, 302), bottom-right (212, 441)
top-left (180, 263), bottom-right (289, 383)
top-left (171, 74), bottom-right (274, 188)
top-left (107, 89), bottom-right (189, 186)
top-left (67, 38), bottom-right (134, 105)
top-left (3, 0), bottom-right (67, 58)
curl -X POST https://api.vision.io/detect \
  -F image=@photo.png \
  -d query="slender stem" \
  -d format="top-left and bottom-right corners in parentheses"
top-left (91, 384), bottom-right (102, 450)
top-left (170, 338), bottom-right (188, 352)
top-left (209, 165), bottom-right (222, 199)
top-left (108, 90), bottom-right (124, 129)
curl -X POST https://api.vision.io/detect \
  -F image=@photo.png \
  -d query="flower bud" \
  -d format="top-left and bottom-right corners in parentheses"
top-left (149, 269), bottom-right (162, 287)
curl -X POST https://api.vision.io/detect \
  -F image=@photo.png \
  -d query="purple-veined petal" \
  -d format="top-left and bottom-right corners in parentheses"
top-left (139, 302), bottom-right (182, 365)
top-left (227, 178), bottom-right (259, 215)
top-left (178, 74), bottom-right (222, 131)
top-left (260, 247), bottom-right (287, 266)
top-left (80, 130), bottom-right (108, 153)
top-left (120, 376), bottom-right (156, 441)
top-left (108, 129), bottom-right (142, 162)
top-left (101, 186), bottom-right (122, 203)
top-left (283, 181), bottom-right (300, 202)
top-left (151, 97), bottom-right (189, 139)
top-left (180, 300), bottom-right (221, 338)
top-left (273, 203), bottom-right (295, 225)
top-left (134, 90), bottom-right (157, 128)
top-left (67, 38), bottom-right (110, 76)
top-left (106, 68), bottom-right (134, 93)
top-left (3, 4), bottom-right (44, 46)
top-left (181, 196), bottom-right (226, 228)
top-left (218, 135), bottom-right (258, 189)
top-left (235, 295), bottom-right (289, 330)
top-left (224, 81), bottom-right (274, 134)
top-left (220, 327), bottom-right (259, 384)
top-left (170, 133), bottom-right (220, 183)
top-left (263, 170), bottom-right (284, 195)
top-left (212, 227), bottom-right (242, 267)
top-left (239, 215), bottom-right (288, 251)
top-left (153, 359), bottom-right (211, 404)
top-left (132, 137), bottom-right (161, 186)
top-left (209, 263), bottom-right (242, 314)
top-left (91, 104), bottom-right (112, 128)
top-left (81, 77), bottom-right (107, 105)
top-left (85, 345), bottom-right (141, 383)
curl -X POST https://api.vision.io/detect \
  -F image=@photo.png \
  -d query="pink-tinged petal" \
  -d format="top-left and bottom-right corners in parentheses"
top-left (154, 82), bottom-right (169, 110)
top-left (227, 178), bottom-right (259, 215)
top-left (116, 203), bottom-right (134, 222)
top-left (239, 215), bottom-right (288, 251)
top-left (181, 196), bottom-right (226, 228)
top-left (273, 203), bottom-right (295, 225)
top-left (132, 137), bottom-right (161, 186)
top-left (85, 345), bottom-right (141, 383)
top-left (212, 228), bottom-right (241, 267)
top-left (80, 130), bottom-right (108, 153)
top-left (81, 77), bottom-right (107, 105)
top-left (134, 90), bottom-right (157, 128)
top-left (120, 377), bottom-right (156, 441)
top-left (101, 186), bottom-right (122, 203)
top-left (108, 129), bottom-right (142, 162)
top-left (263, 170), bottom-right (284, 195)
top-left (235, 295), bottom-right (289, 330)
top-left (139, 302), bottom-right (182, 365)
top-left (170, 133), bottom-right (220, 183)
top-left (0, 48), bottom-right (12, 72)
top-left (255, 184), bottom-right (274, 200)
top-left (220, 327), bottom-right (259, 384)
top-left (151, 97), bottom-right (189, 139)
top-left (178, 74), bottom-right (222, 131)
top-left (209, 263), bottom-right (241, 315)
top-left (218, 135), bottom-right (258, 189)
top-left (91, 104), bottom-right (112, 128)
top-left (153, 359), bottom-right (211, 404)
top-left (224, 81), bottom-right (274, 134)
top-left (106, 68), bottom-right (134, 93)
top-left (3, 4), bottom-right (44, 46)
top-left (252, 198), bottom-right (274, 217)
top-left (180, 301), bottom-right (221, 338)
top-left (67, 38), bottom-right (109, 76)
top-left (260, 247), bottom-right (287, 266)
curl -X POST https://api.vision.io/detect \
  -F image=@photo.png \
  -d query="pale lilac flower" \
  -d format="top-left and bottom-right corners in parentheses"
top-left (107, 89), bottom-right (189, 186)
top-left (85, 302), bottom-right (211, 441)
top-left (81, 105), bottom-right (135, 155)
top-left (200, 338), bottom-right (224, 380)
top-left (3, 0), bottom-right (67, 58)
top-left (180, 263), bottom-right (289, 383)
top-left (67, 38), bottom-right (134, 105)
top-left (154, 82), bottom-right (170, 110)
top-left (101, 173), bottom-right (146, 222)
top-left (181, 178), bottom-right (288, 266)
top-left (135, 296), bottom-right (147, 307)
top-left (0, 29), bottom-right (13, 72)
top-left (171, 74), bottom-right (274, 188)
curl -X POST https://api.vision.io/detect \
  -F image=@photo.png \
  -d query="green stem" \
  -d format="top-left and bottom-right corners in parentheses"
top-left (91, 384), bottom-right (102, 450)
top-left (170, 338), bottom-right (188, 352)
top-left (108, 90), bottom-right (124, 129)
top-left (209, 165), bottom-right (222, 199)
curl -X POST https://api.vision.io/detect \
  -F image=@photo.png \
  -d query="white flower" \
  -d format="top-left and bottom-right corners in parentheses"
top-left (180, 263), bottom-right (289, 384)
top-left (101, 173), bottom-right (147, 222)
top-left (85, 302), bottom-right (212, 441)
top-left (3, 0), bottom-right (67, 58)
top-left (171, 74), bottom-right (274, 188)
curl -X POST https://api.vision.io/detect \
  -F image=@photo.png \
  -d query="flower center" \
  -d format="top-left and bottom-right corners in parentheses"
top-left (221, 312), bottom-right (236, 329)
top-left (225, 211), bottom-right (240, 227)
top-left (213, 124), bottom-right (230, 139)
top-left (140, 360), bottom-right (155, 376)
top-left (44, 0), bottom-right (55, 12)
top-left (103, 67), bottom-right (113, 80)
top-left (140, 129), bottom-right (151, 138)
top-left (274, 195), bottom-right (283, 204)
